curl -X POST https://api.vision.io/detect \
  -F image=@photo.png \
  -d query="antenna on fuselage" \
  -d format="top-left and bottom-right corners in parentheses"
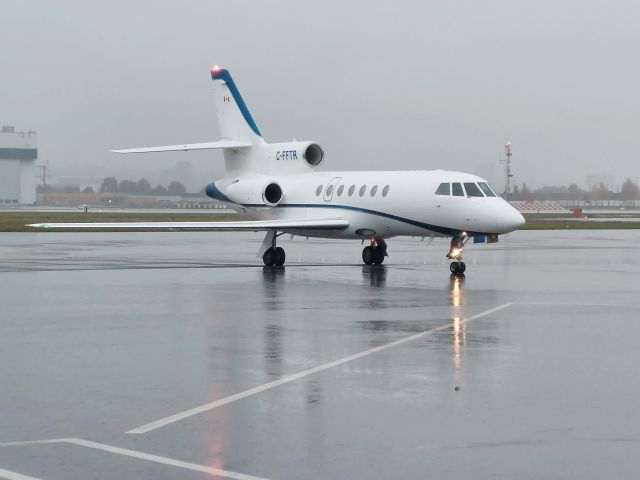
top-left (500, 141), bottom-right (513, 201)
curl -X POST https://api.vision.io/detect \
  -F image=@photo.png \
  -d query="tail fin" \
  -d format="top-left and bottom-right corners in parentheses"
top-left (211, 66), bottom-right (262, 141)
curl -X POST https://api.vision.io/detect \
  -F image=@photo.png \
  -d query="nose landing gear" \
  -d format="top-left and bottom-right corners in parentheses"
top-left (447, 235), bottom-right (468, 276)
top-left (449, 260), bottom-right (466, 275)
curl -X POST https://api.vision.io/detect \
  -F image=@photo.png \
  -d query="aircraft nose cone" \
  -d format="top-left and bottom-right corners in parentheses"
top-left (496, 205), bottom-right (525, 233)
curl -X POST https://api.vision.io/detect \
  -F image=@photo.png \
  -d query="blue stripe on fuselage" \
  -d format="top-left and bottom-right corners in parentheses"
top-left (281, 204), bottom-right (461, 236)
top-left (206, 199), bottom-right (462, 237)
top-left (205, 182), bottom-right (234, 203)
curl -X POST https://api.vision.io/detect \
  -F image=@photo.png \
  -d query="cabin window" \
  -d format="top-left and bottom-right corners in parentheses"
top-left (464, 182), bottom-right (484, 197)
top-left (337, 185), bottom-right (344, 197)
top-left (478, 182), bottom-right (497, 197)
top-left (435, 183), bottom-right (450, 195)
top-left (348, 185), bottom-right (355, 196)
top-left (370, 185), bottom-right (378, 197)
top-left (315, 185), bottom-right (322, 196)
top-left (451, 183), bottom-right (465, 196)
top-left (359, 185), bottom-right (366, 197)
top-left (382, 185), bottom-right (390, 197)
top-left (326, 185), bottom-right (334, 196)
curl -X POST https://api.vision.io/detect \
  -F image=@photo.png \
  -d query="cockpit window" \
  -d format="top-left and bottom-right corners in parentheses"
top-left (451, 183), bottom-right (464, 197)
top-left (464, 182), bottom-right (484, 197)
top-left (478, 182), bottom-right (497, 197)
top-left (435, 183), bottom-right (450, 195)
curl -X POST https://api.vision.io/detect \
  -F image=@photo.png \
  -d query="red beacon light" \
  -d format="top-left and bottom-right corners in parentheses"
top-left (211, 65), bottom-right (221, 73)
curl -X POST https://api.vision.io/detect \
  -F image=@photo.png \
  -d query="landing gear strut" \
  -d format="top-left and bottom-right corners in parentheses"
top-left (262, 232), bottom-right (286, 266)
top-left (362, 238), bottom-right (387, 265)
top-left (447, 235), bottom-right (468, 276)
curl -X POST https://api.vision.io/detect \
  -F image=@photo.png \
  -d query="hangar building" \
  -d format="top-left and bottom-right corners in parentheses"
top-left (0, 126), bottom-right (37, 205)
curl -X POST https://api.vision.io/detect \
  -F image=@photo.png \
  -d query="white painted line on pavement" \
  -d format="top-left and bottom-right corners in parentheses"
top-left (0, 467), bottom-right (43, 480)
top-left (63, 438), bottom-right (269, 480)
top-left (0, 438), bottom-right (268, 480)
top-left (128, 302), bottom-right (514, 434)
top-left (518, 302), bottom-right (638, 307)
top-left (0, 439), bottom-right (71, 447)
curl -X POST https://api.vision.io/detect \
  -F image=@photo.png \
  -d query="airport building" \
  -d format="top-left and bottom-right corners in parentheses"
top-left (0, 126), bottom-right (37, 205)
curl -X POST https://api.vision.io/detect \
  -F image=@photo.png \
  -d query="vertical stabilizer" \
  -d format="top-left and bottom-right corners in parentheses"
top-left (211, 67), bottom-right (262, 142)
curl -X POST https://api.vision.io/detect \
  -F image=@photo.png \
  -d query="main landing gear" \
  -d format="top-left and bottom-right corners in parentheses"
top-left (262, 232), bottom-right (286, 266)
top-left (447, 235), bottom-right (468, 276)
top-left (263, 246), bottom-right (285, 266)
top-left (362, 238), bottom-right (387, 265)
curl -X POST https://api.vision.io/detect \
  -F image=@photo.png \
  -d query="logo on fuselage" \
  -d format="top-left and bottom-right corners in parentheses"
top-left (276, 150), bottom-right (298, 161)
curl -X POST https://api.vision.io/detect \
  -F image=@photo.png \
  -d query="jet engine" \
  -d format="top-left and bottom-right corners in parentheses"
top-left (262, 182), bottom-right (283, 207)
top-left (303, 143), bottom-right (324, 167)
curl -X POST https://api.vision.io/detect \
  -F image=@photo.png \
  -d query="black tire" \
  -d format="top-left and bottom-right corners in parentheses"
top-left (263, 248), bottom-right (277, 266)
top-left (373, 246), bottom-right (385, 265)
top-left (450, 262), bottom-right (459, 274)
top-left (459, 261), bottom-right (466, 274)
top-left (362, 246), bottom-right (374, 265)
top-left (275, 247), bottom-right (286, 266)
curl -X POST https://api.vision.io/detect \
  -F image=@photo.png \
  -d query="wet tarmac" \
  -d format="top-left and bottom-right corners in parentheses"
top-left (1, 230), bottom-right (639, 479)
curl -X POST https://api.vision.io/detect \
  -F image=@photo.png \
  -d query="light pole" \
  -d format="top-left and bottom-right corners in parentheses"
top-left (500, 141), bottom-right (513, 201)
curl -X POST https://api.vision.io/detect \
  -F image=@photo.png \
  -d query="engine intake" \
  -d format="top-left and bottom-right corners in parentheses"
top-left (303, 143), bottom-right (324, 167)
top-left (262, 182), bottom-right (283, 207)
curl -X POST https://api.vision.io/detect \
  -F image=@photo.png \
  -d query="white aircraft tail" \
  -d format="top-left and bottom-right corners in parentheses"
top-left (111, 67), bottom-right (322, 176)
top-left (210, 66), bottom-right (262, 142)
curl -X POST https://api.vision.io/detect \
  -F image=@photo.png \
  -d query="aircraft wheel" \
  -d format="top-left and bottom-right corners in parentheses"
top-left (373, 246), bottom-right (385, 265)
top-left (450, 261), bottom-right (466, 275)
top-left (362, 246), bottom-right (374, 265)
top-left (275, 247), bottom-right (286, 266)
top-left (263, 248), bottom-right (277, 266)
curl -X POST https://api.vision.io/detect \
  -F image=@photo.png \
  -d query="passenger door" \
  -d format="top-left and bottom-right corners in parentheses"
top-left (323, 177), bottom-right (342, 202)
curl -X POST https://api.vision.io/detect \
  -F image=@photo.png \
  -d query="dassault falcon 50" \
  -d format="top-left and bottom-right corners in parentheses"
top-left (30, 66), bottom-right (525, 275)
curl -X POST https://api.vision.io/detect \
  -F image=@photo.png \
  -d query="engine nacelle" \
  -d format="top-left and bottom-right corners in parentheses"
top-left (262, 182), bottom-right (283, 207)
top-left (217, 178), bottom-right (285, 207)
top-left (270, 141), bottom-right (324, 169)
top-left (302, 142), bottom-right (324, 167)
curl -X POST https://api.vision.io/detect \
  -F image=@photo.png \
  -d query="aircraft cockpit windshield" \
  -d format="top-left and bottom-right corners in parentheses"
top-left (435, 181), bottom-right (497, 197)
top-left (477, 182), bottom-right (497, 197)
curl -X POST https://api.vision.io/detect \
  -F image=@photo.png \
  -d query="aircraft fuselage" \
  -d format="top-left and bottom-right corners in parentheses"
top-left (207, 169), bottom-right (524, 240)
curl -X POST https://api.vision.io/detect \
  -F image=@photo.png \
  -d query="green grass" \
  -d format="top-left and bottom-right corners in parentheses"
top-left (522, 212), bottom-right (640, 229)
top-left (523, 212), bottom-right (640, 219)
top-left (521, 219), bottom-right (640, 230)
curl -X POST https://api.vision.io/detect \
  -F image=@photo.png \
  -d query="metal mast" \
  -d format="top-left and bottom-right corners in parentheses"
top-left (500, 141), bottom-right (513, 200)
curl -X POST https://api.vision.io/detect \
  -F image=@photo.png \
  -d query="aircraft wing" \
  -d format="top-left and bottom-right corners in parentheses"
top-left (28, 218), bottom-right (349, 231)
top-left (111, 138), bottom-right (252, 154)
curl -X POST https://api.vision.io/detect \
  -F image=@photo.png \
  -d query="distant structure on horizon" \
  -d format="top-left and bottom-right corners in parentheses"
top-left (500, 140), bottom-right (513, 201)
top-left (0, 126), bottom-right (37, 205)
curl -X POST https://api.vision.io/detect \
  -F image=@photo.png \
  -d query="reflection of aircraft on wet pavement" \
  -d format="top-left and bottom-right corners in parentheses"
top-left (29, 67), bottom-right (524, 275)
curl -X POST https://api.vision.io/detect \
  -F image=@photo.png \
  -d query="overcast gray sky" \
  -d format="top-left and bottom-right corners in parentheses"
top-left (3, 0), bottom-right (639, 191)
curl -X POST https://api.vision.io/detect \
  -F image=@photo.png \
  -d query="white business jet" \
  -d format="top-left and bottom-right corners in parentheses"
top-left (30, 66), bottom-right (524, 275)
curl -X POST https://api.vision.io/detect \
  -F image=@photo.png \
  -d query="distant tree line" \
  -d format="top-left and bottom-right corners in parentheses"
top-left (99, 177), bottom-right (187, 196)
top-left (509, 178), bottom-right (639, 202)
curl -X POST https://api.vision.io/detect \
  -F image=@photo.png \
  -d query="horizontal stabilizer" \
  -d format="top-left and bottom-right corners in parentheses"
top-left (28, 218), bottom-right (349, 231)
top-left (111, 139), bottom-right (252, 154)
